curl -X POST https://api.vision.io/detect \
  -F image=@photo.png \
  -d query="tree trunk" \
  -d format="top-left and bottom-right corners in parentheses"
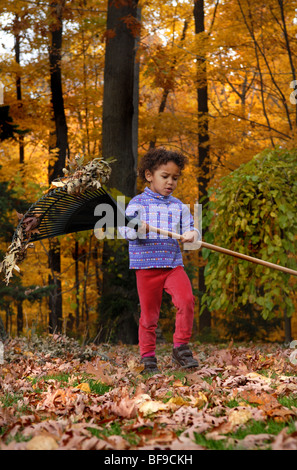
top-left (17, 300), bottom-right (23, 336)
top-left (14, 15), bottom-right (25, 165)
top-left (0, 315), bottom-right (7, 341)
top-left (102, 0), bottom-right (139, 197)
top-left (74, 240), bottom-right (80, 329)
top-left (99, 0), bottom-right (140, 344)
top-left (284, 307), bottom-right (292, 343)
top-left (194, 0), bottom-right (211, 332)
top-left (14, 15), bottom-right (25, 334)
top-left (48, 0), bottom-right (69, 333)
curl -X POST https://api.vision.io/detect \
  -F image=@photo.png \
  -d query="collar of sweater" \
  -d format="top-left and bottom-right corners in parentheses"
top-left (144, 186), bottom-right (173, 202)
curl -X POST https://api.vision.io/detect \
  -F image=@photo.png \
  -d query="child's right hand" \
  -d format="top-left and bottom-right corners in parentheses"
top-left (180, 230), bottom-right (199, 243)
top-left (137, 221), bottom-right (149, 234)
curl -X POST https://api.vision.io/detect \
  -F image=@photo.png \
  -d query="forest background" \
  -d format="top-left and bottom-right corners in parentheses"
top-left (0, 0), bottom-right (297, 347)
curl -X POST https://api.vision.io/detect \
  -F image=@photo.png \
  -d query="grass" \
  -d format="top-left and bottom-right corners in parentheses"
top-left (28, 372), bottom-right (111, 395)
top-left (88, 379), bottom-right (111, 395)
top-left (0, 392), bottom-right (29, 412)
top-left (194, 433), bottom-right (231, 450)
top-left (194, 418), bottom-right (297, 450)
top-left (88, 421), bottom-right (142, 446)
top-left (278, 395), bottom-right (297, 409)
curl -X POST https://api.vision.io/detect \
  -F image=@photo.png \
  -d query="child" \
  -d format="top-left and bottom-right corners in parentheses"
top-left (119, 147), bottom-right (201, 374)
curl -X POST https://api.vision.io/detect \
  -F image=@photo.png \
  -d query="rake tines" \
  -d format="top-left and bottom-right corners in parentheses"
top-left (13, 186), bottom-right (129, 243)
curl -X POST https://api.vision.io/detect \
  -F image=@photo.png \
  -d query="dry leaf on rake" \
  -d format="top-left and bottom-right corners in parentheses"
top-left (0, 226), bottom-right (29, 284)
top-left (0, 157), bottom-right (112, 284)
top-left (50, 157), bottom-right (113, 195)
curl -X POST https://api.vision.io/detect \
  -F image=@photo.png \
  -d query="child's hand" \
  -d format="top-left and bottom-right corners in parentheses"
top-left (180, 230), bottom-right (199, 243)
top-left (137, 220), bottom-right (149, 234)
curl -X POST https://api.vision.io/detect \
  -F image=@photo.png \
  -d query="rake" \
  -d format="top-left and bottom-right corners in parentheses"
top-left (16, 186), bottom-right (297, 278)
top-left (148, 225), bottom-right (297, 277)
top-left (2, 162), bottom-right (297, 284)
top-left (14, 185), bottom-right (131, 243)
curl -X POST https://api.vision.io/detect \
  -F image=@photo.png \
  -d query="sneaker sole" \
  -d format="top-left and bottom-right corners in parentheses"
top-left (172, 357), bottom-right (198, 369)
top-left (141, 368), bottom-right (160, 375)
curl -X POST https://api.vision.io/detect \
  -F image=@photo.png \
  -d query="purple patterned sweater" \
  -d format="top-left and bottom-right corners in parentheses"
top-left (119, 187), bottom-right (200, 270)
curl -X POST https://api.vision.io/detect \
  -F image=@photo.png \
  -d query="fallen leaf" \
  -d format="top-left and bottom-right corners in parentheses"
top-left (246, 372), bottom-right (271, 383)
top-left (26, 434), bottom-right (59, 450)
top-left (110, 397), bottom-right (138, 419)
top-left (228, 408), bottom-right (252, 427)
top-left (127, 358), bottom-right (145, 375)
top-left (172, 379), bottom-right (186, 387)
top-left (236, 433), bottom-right (273, 450)
top-left (75, 383), bottom-right (91, 393)
top-left (192, 392), bottom-right (208, 409)
top-left (139, 400), bottom-right (169, 417)
top-left (272, 428), bottom-right (297, 450)
top-left (83, 361), bottom-right (114, 385)
top-left (24, 351), bottom-right (34, 357)
top-left (168, 396), bottom-right (190, 407)
top-left (107, 435), bottom-right (129, 450)
top-left (240, 390), bottom-right (294, 421)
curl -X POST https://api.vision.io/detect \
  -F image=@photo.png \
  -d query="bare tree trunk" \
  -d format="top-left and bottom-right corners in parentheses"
top-left (99, 0), bottom-right (140, 344)
top-left (14, 14), bottom-right (25, 334)
top-left (14, 15), bottom-right (25, 165)
top-left (102, 0), bottom-right (139, 197)
top-left (284, 307), bottom-right (292, 343)
top-left (74, 240), bottom-right (80, 329)
top-left (48, 0), bottom-right (69, 333)
top-left (16, 300), bottom-right (23, 336)
top-left (194, 0), bottom-right (211, 332)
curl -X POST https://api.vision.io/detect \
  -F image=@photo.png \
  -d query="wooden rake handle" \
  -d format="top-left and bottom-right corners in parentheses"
top-left (148, 224), bottom-right (297, 277)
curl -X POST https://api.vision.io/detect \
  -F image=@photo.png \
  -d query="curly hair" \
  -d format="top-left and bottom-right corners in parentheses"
top-left (138, 147), bottom-right (188, 181)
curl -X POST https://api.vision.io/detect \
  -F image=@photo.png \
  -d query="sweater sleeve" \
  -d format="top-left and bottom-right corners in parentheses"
top-left (180, 204), bottom-right (201, 240)
top-left (118, 200), bottom-right (143, 241)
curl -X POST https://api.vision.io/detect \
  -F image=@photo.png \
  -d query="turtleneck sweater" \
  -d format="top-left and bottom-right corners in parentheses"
top-left (119, 187), bottom-right (199, 269)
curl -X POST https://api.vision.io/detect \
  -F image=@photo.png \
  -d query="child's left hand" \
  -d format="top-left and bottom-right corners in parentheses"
top-left (180, 230), bottom-right (199, 243)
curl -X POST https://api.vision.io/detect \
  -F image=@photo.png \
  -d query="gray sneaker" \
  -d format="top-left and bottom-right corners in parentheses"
top-left (172, 344), bottom-right (199, 369)
top-left (140, 356), bottom-right (160, 374)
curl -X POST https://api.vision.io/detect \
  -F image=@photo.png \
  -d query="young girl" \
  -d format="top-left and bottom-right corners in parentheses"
top-left (120, 147), bottom-right (200, 373)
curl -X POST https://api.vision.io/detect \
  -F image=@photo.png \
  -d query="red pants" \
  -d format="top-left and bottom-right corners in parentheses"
top-left (135, 266), bottom-right (195, 357)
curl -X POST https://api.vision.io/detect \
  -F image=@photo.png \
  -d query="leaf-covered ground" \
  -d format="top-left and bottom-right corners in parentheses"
top-left (1, 334), bottom-right (297, 451)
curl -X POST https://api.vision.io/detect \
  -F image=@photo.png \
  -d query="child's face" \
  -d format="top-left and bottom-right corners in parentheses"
top-left (145, 161), bottom-right (181, 196)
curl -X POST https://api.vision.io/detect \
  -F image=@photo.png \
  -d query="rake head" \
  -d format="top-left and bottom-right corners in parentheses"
top-left (14, 185), bottom-right (130, 243)
top-left (1, 155), bottom-right (133, 285)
